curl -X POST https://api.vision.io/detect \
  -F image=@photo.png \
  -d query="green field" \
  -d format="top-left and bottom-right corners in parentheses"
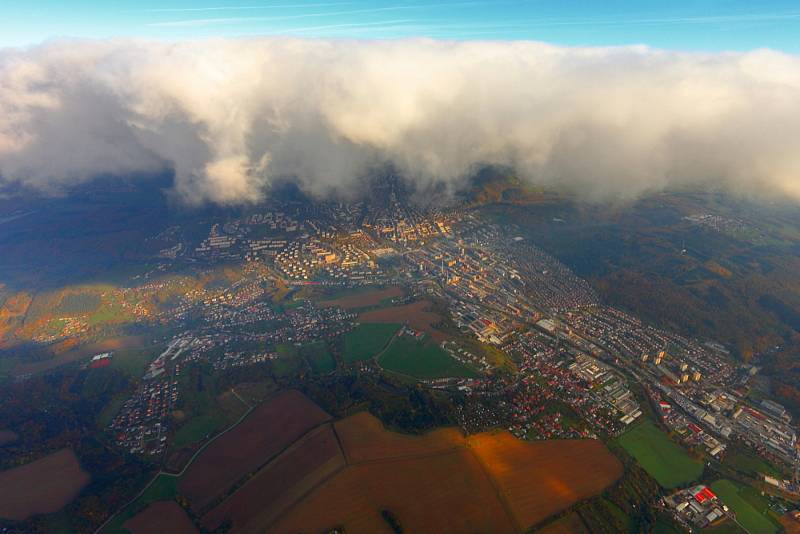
top-left (172, 413), bottom-right (228, 448)
top-left (172, 367), bottom-right (248, 448)
top-left (723, 449), bottom-right (782, 478)
top-left (652, 519), bottom-right (683, 534)
top-left (705, 521), bottom-right (747, 534)
top-left (710, 480), bottom-right (779, 534)
top-left (342, 323), bottom-right (400, 363)
top-left (109, 347), bottom-right (159, 377)
top-left (271, 344), bottom-right (307, 377)
top-left (87, 302), bottom-right (132, 325)
top-left (616, 420), bottom-right (703, 488)
top-left (97, 393), bottom-right (128, 428)
top-left (300, 341), bottom-right (336, 374)
top-left (378, 334), bottom-right (478, 379)
top-left (269, 341), bottom-right (328, 377)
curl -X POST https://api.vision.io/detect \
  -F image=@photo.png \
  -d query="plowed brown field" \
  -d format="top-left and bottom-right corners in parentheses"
top-left (335, 411), bottom-right (462, 463)
top-left (467, 432), bottom-right (623, 527)
top-left (780, 514), bottom-right (800, 534)
top-left (0, 448), bottom-right (90, 520)
top-left (123, 501), bottom-right (197, 534)
top-left (202, 424), bottom-right (345, 533)
top-left (179, 390), bottom-right (330, 511)
top-left (358, 300), bottom-right (447, 341)
top-left (273, 448), bottom-right (516, 534)
top-left (203, 409), bottom-right (622, 534)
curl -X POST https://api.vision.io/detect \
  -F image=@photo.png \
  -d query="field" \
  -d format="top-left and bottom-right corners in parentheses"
top-left (204, 407), bottom-right (621, 533)
top-left (0, 448), bottom-right (90, 520)
top-left (108, 345), bottom-right (161, 377)
top-left (779, 514), bottom-right (800, 534)
top-left (274, 448), bottom-right (516, 533)
top-left (467, 432), bottom-right (623, 528)
top-left (537, 513), bottom-right (590, 534)
top-left (710, 479), bottom-right (779, 534)
top-left (123, 501), bottom-right (197, 534)
top-left (172, 414), bottom-right (227, 449)
top-left (298, 341), bottom-right (336, 373)
top-left (202, 424), bottom-right (346, 532)
top-left (178, 390), bottom-right (331, 510)
top-left (723, 448), bottom-right (782, 478)
top-left (319, 286), bottom-right (402, 309)
top-left (335, 411), bottom-right (463, 462)
top-left (342, 323), bottom-right (399, 363)
top-left (378, 334), bottom-right (477, 379)
top-left (616, 420), bottom-right (703, 488)
top-left (653, 520), bottom-right (684, 534)
top-left (358, 300), bottom-right (448, 341)
top-left (706, 520), bottom-right (748, 534)
top-left (14, 285), bottom-right (141, 345)
top-left (171, 390), bottom-right (248, 449)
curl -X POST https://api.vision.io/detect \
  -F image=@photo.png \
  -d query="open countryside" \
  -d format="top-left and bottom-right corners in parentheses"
top-left (178, 390), bottom-right (331, 510)
top-left (4, 6), bottom-right (800, 533)
top-left (342, 323), bottom-right (400, 363)
top-left (201, 424), bottom-right (346, 532)
top-left (170, 396), bottom-right (622, 533)
top-left (117, 395), bottom-right (622, 534)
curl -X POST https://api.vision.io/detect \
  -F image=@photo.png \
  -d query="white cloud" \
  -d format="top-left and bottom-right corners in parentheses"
top-left (0, 38), bottom-right (799, 204)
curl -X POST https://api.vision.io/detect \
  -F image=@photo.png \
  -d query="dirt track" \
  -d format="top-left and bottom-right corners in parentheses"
top-left (179, 390), bottom-right (330, 511)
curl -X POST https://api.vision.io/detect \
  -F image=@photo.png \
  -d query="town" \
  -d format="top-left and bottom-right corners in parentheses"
top-left (87, 187), bottom-right (798, 533)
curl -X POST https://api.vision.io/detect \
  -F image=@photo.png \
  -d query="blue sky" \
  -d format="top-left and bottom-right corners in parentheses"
top-left (2, 0), bottom-right (800, 51)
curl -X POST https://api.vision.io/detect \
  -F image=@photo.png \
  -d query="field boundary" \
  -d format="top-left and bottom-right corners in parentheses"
top-left (98, 396), bottom-right (621, 534)
top-left (467, 443), bottom-right (524, 533)
top-left (196, 417), bottom-right (336, 515)
top-left (95, 387), bottom-right (255, 534)
top-left (235, 424), bottom-right (350, 533)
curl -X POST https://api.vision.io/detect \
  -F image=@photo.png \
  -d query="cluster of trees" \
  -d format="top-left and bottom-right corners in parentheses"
top-left (764, 334), bottom-right (800, 416)
top-left (562, 442), bottom-right (666, 533)
top-left (301, 374), bottom-right (455, 434)
top-left (217, 345), bottom-right (456, 434)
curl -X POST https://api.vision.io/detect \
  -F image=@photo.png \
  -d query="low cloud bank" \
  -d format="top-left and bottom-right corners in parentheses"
top-left (1, 38), bottom-right (799, 203)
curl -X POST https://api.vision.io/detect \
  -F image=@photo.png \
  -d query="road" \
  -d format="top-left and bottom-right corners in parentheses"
top-left (93, 387), bottom-right (253, 533)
